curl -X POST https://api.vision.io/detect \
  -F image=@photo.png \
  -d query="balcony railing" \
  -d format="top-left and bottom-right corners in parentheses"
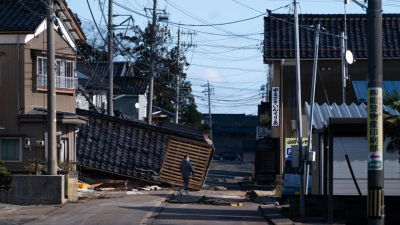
top-left (37, 75), bottom-right (78, 90)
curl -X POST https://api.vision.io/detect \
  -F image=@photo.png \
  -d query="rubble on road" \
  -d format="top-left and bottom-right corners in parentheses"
top-left (165, 195), bottom-right (242, 206)
top-left (139, 185), bottom-right (162, 191)
top-left (202, 185), bottom-right (227, 191)
top-left (246, 190), bottom-right (276, 204)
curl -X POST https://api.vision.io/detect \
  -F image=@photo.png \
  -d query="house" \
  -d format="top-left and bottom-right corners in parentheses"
top-left (304, 102), bottom-right (400, 222)
top-left (152, 106), bottom-right (175, 125)
top-left (76, 62), bottom-right (148, 121)
top-left (203, 114), bottom-right (258, 155)
top-left (263, 13), bottom-right (400, 177)
top-left (0, 0), bottom-right (86, 171)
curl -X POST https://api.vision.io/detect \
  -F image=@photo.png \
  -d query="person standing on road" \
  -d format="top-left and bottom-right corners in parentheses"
top-left (179, 155), bottom-right (195, 196)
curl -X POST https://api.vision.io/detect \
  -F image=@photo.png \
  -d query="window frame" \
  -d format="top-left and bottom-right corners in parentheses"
top-left (36, 56), bottom-right (76, 91)
top-left (0, 137), bottom-right (22, 162)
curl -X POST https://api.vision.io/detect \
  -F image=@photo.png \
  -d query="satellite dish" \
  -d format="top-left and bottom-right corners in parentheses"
top-left (135, 103), bottom-right (140, 109)
top-left (345, 50), bottom-right (354, 64)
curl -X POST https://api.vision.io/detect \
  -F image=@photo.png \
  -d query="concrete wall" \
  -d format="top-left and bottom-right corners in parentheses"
top-left (0, 175), bottom-right (65, 205)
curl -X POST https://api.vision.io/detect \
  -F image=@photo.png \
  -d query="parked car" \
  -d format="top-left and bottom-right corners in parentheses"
top-left (213, 152), bottom-right (242, 161)
top-left (281, 156), bottom-right (312, 199)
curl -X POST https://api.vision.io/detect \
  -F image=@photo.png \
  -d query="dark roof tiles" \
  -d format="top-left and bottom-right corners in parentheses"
top-left (264, 14), bottom-right (400, 60)
top-left (0, 0), bottom-right (46, 32)
top-left (204, 114), bottom-right (259, 134)
top-left (77, 62), bottom-right (148, 94)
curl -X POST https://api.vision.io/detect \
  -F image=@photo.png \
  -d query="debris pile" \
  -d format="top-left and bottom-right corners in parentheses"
top-left (165, 195), bottom-right (242, 206)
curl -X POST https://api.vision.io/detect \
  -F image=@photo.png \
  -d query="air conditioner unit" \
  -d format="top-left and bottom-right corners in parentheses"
top-left (24, 138), bottom-right (31, 148)
top-left (35, 140), bottom-right (45, 147)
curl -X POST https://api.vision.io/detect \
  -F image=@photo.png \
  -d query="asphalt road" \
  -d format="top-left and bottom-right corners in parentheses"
top-left (0, 161), bottom-right (268, 225)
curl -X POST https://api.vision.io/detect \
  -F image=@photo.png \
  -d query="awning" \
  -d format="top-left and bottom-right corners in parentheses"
top-left (18, 108), bottom-right (87, 125)
top-left (352, 81), bottom-right (400, 103)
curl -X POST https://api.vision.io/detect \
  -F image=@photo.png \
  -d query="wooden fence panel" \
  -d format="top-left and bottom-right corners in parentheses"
top-left (159, 137), bottom-right (214, 190)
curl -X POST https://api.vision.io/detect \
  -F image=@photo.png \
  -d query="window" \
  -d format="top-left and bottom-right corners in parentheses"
top-left (36, 56), bottom-right (76, 89)
top-left (0, 138), bottom-right (22, 161)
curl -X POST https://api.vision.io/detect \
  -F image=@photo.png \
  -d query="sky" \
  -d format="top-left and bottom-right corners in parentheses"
top-left (67, 0), bottom-right (400, 115)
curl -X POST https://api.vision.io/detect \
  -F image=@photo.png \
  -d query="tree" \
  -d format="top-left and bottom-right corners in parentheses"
top-left (180, 97), bottom-right (210, 132)
top-left (78, 20), bottom-right (205, 131)
top-left (383, 90), bottom-right (400, 154)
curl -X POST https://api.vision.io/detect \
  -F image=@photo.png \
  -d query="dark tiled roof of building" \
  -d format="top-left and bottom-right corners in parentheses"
top-left (204, 114), bottom-right (259, 134)
top-left (264, 14), bottom-right (400, 60)
top-left (242, 139), bottom-right (256, 151)
top-left (0, 0), bottom-right (46, 32)
top-left (76, 62), bottom-right (148, 94)
top-left (76, 109), bottom-right (205, 182)
top-left (113, 77), bottom-right (148, 95)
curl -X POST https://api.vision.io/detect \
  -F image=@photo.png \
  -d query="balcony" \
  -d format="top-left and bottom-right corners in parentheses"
top-left (37, 75), bottom-right (78, 90)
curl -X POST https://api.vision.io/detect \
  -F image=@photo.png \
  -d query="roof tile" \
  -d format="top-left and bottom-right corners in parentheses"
top-left (264, 14), bottom-right (400, 60)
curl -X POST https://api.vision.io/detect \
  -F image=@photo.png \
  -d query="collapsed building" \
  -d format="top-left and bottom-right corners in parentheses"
top-left (76, 109), bottom-right (214, 190)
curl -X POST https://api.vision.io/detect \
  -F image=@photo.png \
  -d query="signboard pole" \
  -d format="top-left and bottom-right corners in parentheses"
top-left (305, 24), bottom-right (320, 195)
top-left (367, 0), bottom-right (384, 224)
top-left (293, 0), bottom-right (305, 218)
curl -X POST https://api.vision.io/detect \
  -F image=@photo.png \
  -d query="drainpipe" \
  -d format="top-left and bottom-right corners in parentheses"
top-left (17, 35), bottom-right (20, 115)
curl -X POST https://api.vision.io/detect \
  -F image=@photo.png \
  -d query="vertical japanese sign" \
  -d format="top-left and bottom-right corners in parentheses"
top-left (271, 87), bottom-right (279, 126)
top-left (367, 88), bottom-right (383, 170)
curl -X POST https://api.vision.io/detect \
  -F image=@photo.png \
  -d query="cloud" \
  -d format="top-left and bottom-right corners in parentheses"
top-left (208, 11), bottom-right (220, 19)
top-left (191, 68), bottom-right (225, 83)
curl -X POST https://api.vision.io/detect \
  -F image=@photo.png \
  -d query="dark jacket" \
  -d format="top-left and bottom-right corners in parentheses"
top-left (180, 159), bottom-right (195, 179)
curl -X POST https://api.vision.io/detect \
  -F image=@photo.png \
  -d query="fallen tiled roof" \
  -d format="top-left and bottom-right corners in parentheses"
top-left (264, 14), bottom-right (400, 60)
top-left (0, 0), bottom-right (46, 32)
top-left (76, 109), bottom-right (205, 182)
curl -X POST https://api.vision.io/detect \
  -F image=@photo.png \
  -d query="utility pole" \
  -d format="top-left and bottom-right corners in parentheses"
top-left (305, 24), bottom-right (320, 195)
top-left (107, 0), bottom-right (113, 116)
top-left (146, 0), bottom-right (157, 125)
top-left (207, 81), bottom-right (212, 141)
top-left (341, 32), bottom-right (347, 104)
top-left (367, 0), bottom-right (384, 224)
top-left (47, 0), bottom-right (57, 175)
top-left (175, 25), bottom-right (181, 124)
top-left (293, 0), bottom-right (305, 218)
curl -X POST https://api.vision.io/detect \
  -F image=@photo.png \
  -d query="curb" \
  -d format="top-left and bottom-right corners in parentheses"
top-left (259, 205), bottom-right (294, 225)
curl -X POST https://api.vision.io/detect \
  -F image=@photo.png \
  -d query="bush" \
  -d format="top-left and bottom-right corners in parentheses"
top-left (24, 158), bottom-right (46, 175)
top-left (58, 160), bottom-right (75, 173)
top-left (0, 160), bottom-right (12, 191)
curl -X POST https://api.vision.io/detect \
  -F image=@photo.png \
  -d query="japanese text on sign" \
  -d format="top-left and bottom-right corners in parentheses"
top-left (367, 88), bottom-right (383, 170)
top-left (271, 87), bottom-right (279, 127)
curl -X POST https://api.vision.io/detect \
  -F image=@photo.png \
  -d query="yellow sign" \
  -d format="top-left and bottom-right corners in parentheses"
top-left (367, 88), bottom-right (383, 170)
top-left (285, 138), bottom-right (309, 158)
